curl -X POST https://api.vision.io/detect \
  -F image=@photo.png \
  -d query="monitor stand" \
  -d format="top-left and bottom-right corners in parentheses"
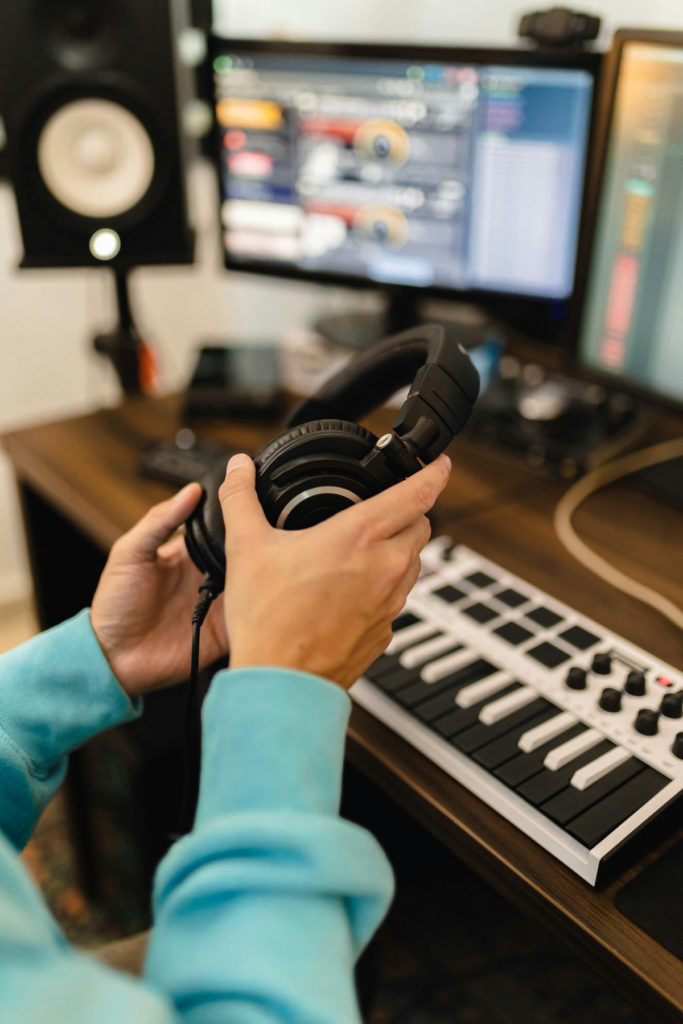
top-left (313, 286), bottom-right (487, 350)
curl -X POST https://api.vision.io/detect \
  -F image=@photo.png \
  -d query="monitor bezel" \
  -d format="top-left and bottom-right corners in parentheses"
top-left (208, 34), bottom-right (602, 332)
top-left (569, 28), bottom-right (683, 412)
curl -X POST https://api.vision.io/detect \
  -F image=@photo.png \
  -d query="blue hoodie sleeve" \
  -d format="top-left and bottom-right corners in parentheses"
top-left (0, 616), bottom-right (395, 1023)
top-left (144, 667), bottom-right (395, 1024)
top-left (0, 609), bottom-right (142, 851)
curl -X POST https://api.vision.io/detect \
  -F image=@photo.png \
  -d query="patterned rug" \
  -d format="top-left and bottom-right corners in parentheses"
top-left (21, 790), bottom-right (147, 949)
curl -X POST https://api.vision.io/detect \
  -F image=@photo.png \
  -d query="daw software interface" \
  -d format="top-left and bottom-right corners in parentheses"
top-left (579, 39), bottom-right (683, 404)
top-left (212, 45), bottom-right (594, 301)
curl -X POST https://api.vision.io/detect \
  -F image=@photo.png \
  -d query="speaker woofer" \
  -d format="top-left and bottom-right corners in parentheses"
top-left (36, 97), bottom-right (156, 219)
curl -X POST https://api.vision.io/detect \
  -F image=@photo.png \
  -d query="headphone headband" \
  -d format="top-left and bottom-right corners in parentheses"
top-left (185, 324), bottom-right (479, 589)
top-left (288, 324), bottom-right (479, 463)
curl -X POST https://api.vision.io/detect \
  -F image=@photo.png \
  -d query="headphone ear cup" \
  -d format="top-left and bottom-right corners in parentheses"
top-left (184, 418), bottom-right (398, 586)
top-left (184, 456), bottom-right (231, 590)
top-left (255, 419), bottom-right (397, 529)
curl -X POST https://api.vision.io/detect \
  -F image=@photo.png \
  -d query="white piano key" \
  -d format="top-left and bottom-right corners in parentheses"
top-left (387, 620), bottom-right (437, 654)
top-left (544, 728), bottom-right (603, 771)
top-left (479, 685), bottom-right (537, 725)
top-left (518, 711), bottom-right (578, 753)
top-left (570, 747), bottom-right (632, 791)
top-left (456, 671), bottom-right (513, 708)
top-left (420, 646), bottom-right (477, 683)
top-left (399, 633), bottom-right (460, 669)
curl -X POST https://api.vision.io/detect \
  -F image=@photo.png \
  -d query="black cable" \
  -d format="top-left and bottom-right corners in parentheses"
top-left (178, 575), bottom-right (219, 835)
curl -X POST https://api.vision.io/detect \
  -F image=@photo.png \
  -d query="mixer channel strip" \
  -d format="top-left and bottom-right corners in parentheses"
top-left (350, 539), bottom-right (683, 885)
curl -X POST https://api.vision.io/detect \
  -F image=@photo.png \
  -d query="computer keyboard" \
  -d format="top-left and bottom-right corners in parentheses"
top-left (350, 539), bottom-right (683, 885)
top-left (138, 433), bottom-right (237, 487)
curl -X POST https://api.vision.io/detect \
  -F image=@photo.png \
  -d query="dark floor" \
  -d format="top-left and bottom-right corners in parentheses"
top-left (346, 768), bottom-right (649, 1024)
top-left (22, 772), bottom-right (649, 1023)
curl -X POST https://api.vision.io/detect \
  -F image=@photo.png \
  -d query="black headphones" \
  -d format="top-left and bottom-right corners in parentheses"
top-left (185, 324), bottom-right (479, 591)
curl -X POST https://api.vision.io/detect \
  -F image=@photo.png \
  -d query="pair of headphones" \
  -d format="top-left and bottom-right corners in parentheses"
top-left (185, 324), bottom-right (479, 591)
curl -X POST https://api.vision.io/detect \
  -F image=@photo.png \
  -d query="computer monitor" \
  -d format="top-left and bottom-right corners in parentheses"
top-left (209, 37), bottom-right (599, 342)
top-left (576, 29), bottom-right (683, 409)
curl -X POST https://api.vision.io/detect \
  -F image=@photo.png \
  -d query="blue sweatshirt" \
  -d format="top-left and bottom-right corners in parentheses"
top-left (0, 609), bottom-right (394, 1022)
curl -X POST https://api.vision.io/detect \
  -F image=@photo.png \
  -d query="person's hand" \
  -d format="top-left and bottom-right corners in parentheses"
top-left (219, 453), bottom-right (450, 689)
top-left (91, 484), bottom-right (228, 698)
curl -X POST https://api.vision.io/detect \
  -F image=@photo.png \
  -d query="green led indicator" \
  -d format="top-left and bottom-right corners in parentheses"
top-left (406, 65), bottom-right (425, 81)
top-left (213, 55), bottom-right (234, 73)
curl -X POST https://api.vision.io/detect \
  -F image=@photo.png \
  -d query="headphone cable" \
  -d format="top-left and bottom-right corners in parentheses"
top-left (179, 575), bottom-right (219, 835)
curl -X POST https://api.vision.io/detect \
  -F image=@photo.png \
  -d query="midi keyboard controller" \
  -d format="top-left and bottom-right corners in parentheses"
top-left (351, 539), bottom-right (683, 885)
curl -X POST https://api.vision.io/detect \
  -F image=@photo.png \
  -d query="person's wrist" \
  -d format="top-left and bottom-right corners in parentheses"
top-left (89, 614), bottom-right (137, 698)
top-left (227, 647), bottom-right (347, 689)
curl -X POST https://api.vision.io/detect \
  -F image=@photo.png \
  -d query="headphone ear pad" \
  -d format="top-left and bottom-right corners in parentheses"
top-left (254, 419), bottom-right (377, 473)
top-left (184, 456), bottom-right (231, 588)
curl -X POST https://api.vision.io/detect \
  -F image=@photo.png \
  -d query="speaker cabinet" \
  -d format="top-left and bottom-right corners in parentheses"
top-left (0, 0), bottom-right (195, 268)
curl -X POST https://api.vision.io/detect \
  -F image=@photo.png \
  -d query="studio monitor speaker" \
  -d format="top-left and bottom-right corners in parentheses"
top-left (0, 0), bottom-right (195, 268)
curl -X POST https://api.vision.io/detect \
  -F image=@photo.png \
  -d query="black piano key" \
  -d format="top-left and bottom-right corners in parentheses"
top-left (567, 768), bottom-right (669, 848)
top-left (373, 635), bottom-right (447, 694)
top-left (516, 739), bottom-right (614, 806)
top-left (450, 698), bottom-right (554, 754)
top-left (372, 665), bottom-right (423, 693)
top-left (541, 757), bottom-right (643, 826)
top-left (392, 611), bottom-right (420, 631)
top-left (428, 684), bottom-right (520, 733)
top-left (471, 707), bottom-right (559, 770)
top-left (364, 653), bottom-right (399, 682)
top-left (494, 723), bottom-right (585, 787)
top-left (433, 704), bottom-right (481, 737)
top-left (399, 658), bottom-right (498, 712)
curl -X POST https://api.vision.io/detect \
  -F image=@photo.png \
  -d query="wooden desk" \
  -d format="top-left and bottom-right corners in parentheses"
top-left (3, 395), bottom-right (682, 1020)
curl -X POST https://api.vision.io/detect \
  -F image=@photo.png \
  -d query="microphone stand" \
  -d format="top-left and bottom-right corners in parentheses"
top-left (93, 268), bottom-right (149, 396)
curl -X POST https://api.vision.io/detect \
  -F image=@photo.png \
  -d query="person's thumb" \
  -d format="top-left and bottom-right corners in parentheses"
top-left (118, 482), bottom-right (202, 560)
top-left (218, 453), bottom-right (268, 551)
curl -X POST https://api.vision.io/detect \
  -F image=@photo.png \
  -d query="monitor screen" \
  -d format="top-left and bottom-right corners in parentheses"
top-left (211, 40), bottom-right (596, 303)
top-left (577, 33), bottom-right (683, 406)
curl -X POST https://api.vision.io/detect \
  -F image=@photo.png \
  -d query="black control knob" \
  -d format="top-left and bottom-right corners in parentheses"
top-left (624, 670), bottom-right (646, 696)
top-left (660, 691), bottom-right (683, 719)
top-left (634, 708), bottom-right (659, 736)
top-left (591, 652), bottom-right (612, 675)
top-left (599, 687), bottom-right (622, 713)
top-left (566, 666), bottom-right (588, 690)
top-left (672, 733), bottom-right (683, 760)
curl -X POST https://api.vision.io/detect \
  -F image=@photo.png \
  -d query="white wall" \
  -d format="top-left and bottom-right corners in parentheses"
top-left (0, 160), bottom-right (356, 603)
top-left (215, 0), bottom-right (683, 48)
top-left (2, 0), bottom-right (683, 603)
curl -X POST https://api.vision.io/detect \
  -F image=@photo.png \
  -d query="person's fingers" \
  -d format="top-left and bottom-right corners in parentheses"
top-left (157, 532), bottom-right (195, 564)
top-left (399, 554), bottom-right (422, 601)
top-left (117, 482), bottom-right (202, 560)
top-left (337, 453), bottom-right (451, 540)
top-left (218, 454), bottom-right (270, 552)
top-left (384, 514), bottom-right (432, 564)
top-left (389, 557), bottom-right (421, 610)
